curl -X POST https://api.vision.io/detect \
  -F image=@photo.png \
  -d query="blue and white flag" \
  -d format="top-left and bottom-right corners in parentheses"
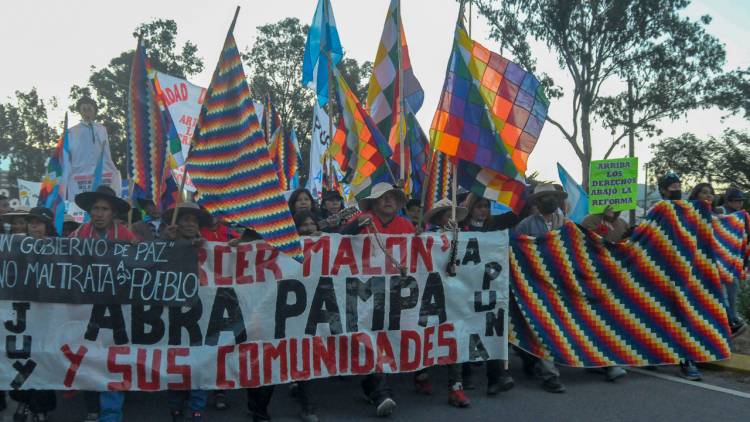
top-left (302, 0), bottom-right (343, 107)
top-left (557, 163), bottom-right (589, 223)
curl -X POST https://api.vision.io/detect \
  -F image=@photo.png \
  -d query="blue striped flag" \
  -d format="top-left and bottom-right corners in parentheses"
top-left (302, 0), bottom-right (343, 107)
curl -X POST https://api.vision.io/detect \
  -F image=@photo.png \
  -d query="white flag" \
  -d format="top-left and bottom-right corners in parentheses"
top-left (307, 102), bottom-right (335, 200)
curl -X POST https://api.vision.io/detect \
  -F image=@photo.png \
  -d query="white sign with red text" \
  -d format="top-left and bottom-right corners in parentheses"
top-left (0, 232), bottom-right (508, 390)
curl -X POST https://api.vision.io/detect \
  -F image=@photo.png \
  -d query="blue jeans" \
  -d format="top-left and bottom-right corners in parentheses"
top-left (168, 390), bottom-right (208, 413)
top-left (98, 391), bottom-right (125, 422)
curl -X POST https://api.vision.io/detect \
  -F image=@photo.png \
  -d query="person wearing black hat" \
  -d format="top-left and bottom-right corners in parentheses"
top-left (71, 186), bottom-right (139, 422)
top-left (9, 207), bottom-right (58, 422)
top-left (67, 96), bottom-right (122, 198)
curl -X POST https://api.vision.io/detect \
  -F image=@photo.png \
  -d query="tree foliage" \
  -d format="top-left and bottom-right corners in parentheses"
top-left (0, 89), bottom-right (58, 182)
top-left (243, 17), bottom-right (371, 183)
top-left (474, 0), bottom-right (738, 189)
top-left (68, 19), bottom-right (204, 172)
top-left (648, 129), bottom-right (750, 190)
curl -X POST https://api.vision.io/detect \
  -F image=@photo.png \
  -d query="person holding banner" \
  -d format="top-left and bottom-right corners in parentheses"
top-left (9, 207), bottom-right (58, 422)
top-left (66, 97), bottom-right (122, 198)
top-left (2, 206), bottom-right (30, 235)
top-left (339, 182), bottom-right (415, 417)
top-left (288, 188), bottom-right (320, 219)
top-left (160, 202), bottom-right (210, 422)
top-left (71, 185), bottom-right (138, 422)
top-left (417, 198), bottom-right (473, 407)
top-left (458, 194), bottom-right (517, 396)
top-left (656, 173), bottom-right (703, 381)
top-left (513, 184), bottom-right (568, 393)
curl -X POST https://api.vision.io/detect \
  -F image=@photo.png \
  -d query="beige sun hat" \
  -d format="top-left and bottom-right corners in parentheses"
top-left (357, 182), bottom-right (408, 212)
top-left (1, 206), bottom-right (30, 222)
top-left (423, 198), bottom-right (468, 225)
top-left (528, 182), bottom-right (568, 202)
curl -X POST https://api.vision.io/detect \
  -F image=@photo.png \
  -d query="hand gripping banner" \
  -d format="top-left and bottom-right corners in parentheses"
top-left (509, 201), bottom-right (744, 367)
top-left (0, 232), bottom-right (508, 391)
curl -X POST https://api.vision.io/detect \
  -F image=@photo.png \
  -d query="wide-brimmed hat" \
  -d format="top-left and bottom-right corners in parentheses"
top-left (76, 96), bottom-right (98, 112)
top-left (424, 198), bottom-right (468, 226)
top-left (358, 182), bottom-right (407, 212)
top-left (75, 185), bottom-right (130, 215)
top-left (63, 214), bottom-right (81, 228)
top-left (26, 207), bottom-right (54, 224)
top-left (1, 206), bottom-right (30, 222)
top-left (528, 183), bottom-right (568, 202)
top-left (162, 202), bottom-right (211, 228)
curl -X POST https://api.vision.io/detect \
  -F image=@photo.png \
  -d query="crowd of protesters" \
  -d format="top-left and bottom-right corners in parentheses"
top-left (0, 168), bottom-right (747, 422)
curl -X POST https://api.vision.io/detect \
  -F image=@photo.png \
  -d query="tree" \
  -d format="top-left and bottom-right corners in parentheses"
top-left (69, 19), bottom-right (204, 173)
top-left (242, 17), bottom-right (372, 184)
top-left (0, 89), bottom-right (58, 183)
top-left (475, 0), bottom-right (736, 189)
top-left (648, 129), bottom-right (750, 190)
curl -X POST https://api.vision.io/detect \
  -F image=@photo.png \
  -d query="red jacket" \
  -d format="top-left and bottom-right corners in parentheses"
top-left (72, 221), bottom-right (139, 241)
top-left (342, 212), bottom-right (416, 235)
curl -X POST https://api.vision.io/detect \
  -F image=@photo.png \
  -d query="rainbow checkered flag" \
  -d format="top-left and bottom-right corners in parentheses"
top-left (330, 66), bottom-right (396, 200)
top-left (366, 0), bottom-right (425, 192)
top-left (127, 38), bottom-right (170, 211)
top-left (187, 11), bottom-right (303, 261)
top-left (38, 113), bottom-right (70, 235)
top-left (431, 20), bottom-right (539, 213)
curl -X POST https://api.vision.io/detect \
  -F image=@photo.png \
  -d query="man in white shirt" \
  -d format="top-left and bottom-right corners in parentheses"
top-left (66, 96), bottom-right (122, 198)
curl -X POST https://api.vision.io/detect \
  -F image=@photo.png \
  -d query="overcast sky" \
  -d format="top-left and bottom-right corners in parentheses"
top-left (1, 0), bottom-right (748, 185)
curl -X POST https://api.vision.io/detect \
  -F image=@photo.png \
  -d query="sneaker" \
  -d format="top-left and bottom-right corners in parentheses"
top-left (414, 374), bottom-right (433, 395)
top-left (605, 366), bottom-right (627, 382)
top-left (84, 412), bottom-right (99, 422)
top-left (375, 397), bottom-right (396, 417)
top-left (14, 403), bottom-right (29, 422)
top-left (299, 409), bottom-right (319, 422)
top-left (541, 376), bottom-right (566, 393)
top-left (190, 411), bottom-right (203, 422)
top-left (731, 320), bottom-right (747, 338)
top-left (487, 375), bottom-right (515, 395)
top-left (448, 383), bottom-right (471, 408)
top-left (171, 410), bottom-right (183, 422)
top-left (288, 382), bottom-right (300, 398)
top-left (213, 390), bottom-right (228, 410)
top-left (679, 361), bottom-right (702, 381)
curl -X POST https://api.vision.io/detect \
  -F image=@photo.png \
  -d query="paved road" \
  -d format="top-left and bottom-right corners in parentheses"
top-left (2, 359), bottom-right (748, 422)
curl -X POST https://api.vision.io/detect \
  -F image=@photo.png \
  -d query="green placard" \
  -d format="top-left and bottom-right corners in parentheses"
top-left (588, 157), bottom-right (638, 214)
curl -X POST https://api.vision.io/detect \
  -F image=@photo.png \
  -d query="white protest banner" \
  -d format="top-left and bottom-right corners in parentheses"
top-left (0, 232), bottom-right (508, 390)
top-left (17, 179), bottom-right (41, 207)
top-left (156, 72), bottom-right (206, 193)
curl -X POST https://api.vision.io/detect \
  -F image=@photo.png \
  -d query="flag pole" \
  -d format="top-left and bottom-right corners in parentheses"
top-left (172, 6), bottom-right (240, 226)
top-left (397, 0), bottom-right (406, 186)
top-left (324, 0), bottom-right (335, 193)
